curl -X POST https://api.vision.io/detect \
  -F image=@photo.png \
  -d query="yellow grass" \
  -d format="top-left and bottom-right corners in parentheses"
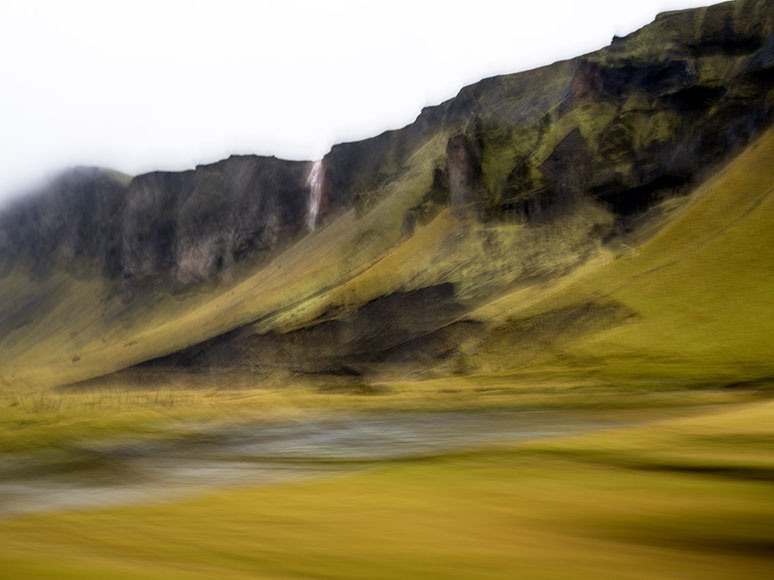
top-left (0, 396), bottom-right (771, 579)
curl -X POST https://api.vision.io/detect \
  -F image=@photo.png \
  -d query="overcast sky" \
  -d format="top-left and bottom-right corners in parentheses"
top-left (0, 0), bottom-right (718, 202)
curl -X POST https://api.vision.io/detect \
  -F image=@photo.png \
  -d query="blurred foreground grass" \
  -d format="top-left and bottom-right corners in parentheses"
top-left (0, 374), bottom-right (766, 454)
top-left (0, 383), bottom-right (772, 579)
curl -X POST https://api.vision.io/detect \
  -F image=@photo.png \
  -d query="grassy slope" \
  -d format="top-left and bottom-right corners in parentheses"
top-left (0, 129), bottom-right (611, 391)
top-left (0, 135), bottom-right (449, 390)
top-left (471, 126), bottom-right (774, 385)
top-left (5, 122), bottom-right (771, 390)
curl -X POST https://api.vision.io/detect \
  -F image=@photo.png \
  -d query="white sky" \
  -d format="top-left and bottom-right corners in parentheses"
top-left (0, 0), bottom-right (718, 202)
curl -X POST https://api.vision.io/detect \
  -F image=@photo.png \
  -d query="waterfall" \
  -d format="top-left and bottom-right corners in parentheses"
top-left (306, 159), bottom-right (324, 231)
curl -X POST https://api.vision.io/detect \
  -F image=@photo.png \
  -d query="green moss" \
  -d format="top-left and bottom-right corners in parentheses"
top-left (478, 101), bottom-right (620, 211)
top-left (479, 124), bottom-right (540, 204)
top-left (620, 91), bottom-right (652, 112)
top-left (533, 101), bottom-right (619, 164)
top-left (474, 127), bottom-right (774, 385)
top-left (637, 109), bottom-right (683, 149)
top-left (696, 54), bottom-right (740, 87)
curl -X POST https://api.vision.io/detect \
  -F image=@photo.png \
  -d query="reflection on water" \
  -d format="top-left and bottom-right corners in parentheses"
top-left (0, 410), bottom-right (622, 517)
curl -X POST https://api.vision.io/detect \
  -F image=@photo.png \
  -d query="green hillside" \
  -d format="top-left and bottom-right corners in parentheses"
top-left (471, 125), bottom-right (774, 386)
top-left (1, 0), bottom-right (772, 391)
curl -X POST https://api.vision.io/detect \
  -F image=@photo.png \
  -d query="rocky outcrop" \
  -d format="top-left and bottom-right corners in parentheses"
top-left (446, 134), bottom-right (486, 214)
top-left (570, 60), bottom-right (605, 103)
top-left (118, 155), bottom-right (313, 292)
top-left (323, 0), bottom-right (773, 229)
top-left (136, 284), bottom-right (473, 376)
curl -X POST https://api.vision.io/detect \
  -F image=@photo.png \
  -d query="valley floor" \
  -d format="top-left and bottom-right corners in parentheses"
top-left (0, 380), bottom-right (772, 579)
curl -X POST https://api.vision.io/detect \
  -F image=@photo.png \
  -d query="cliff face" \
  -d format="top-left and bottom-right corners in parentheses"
top-left (0, 168), bottom-right (129, 280)
top-left (0, 156), bottom-right (319, 294)
top-left (323, 0), bottom-right (774, 224)
top-left (4, 0), bottom-right (772, 295)
top-left (118, 156), bottom-right (313, 292)
top-left (1, 0), bottom-right (773, 390)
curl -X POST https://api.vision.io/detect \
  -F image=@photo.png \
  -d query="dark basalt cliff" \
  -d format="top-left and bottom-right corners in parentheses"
top-left (324, 0), bottom-right (774, 223)
top-left (118, 156), bottom-right (313, 292)
top-left (4, 0), bottom-right (773, 298)
top-left (0, 156), bottom-right (316, 293)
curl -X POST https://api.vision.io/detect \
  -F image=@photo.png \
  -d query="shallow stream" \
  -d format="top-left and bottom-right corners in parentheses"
top-left (0, 409), bottom-right (624, 517)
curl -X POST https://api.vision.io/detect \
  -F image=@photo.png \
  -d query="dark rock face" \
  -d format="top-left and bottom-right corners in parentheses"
top-left (322, 60), bottom-right (577, 215)
top-left (570, 60), bottom-right (605, 103)
top-left (539, 129), bottom-right (592, 212)
top-left (0, 168), bottom-right (128, 280)
top-left (119, 156), bottom-right (312, 291)
top-left (446, 134), bottom-right (486, 213)
top-left (1, 156), bottom-right (318, 295)
top-left (3, 0), bottom-right (772, 289)
top-left (579, 1), bottom-right (774, 215)
top-left (138, 284), bottom-right (472, 376)
top-left (322, 0), bottom-right (773, 229)
top-left (494, 0), bottom-right (772, 226)
top-left (598, 59), bottom-right (699, 99)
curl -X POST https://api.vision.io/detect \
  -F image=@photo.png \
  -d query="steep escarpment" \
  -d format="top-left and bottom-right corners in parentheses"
top-left (5, 0), bottom-right (772, 294)
top-left (119, 156), bottom-right (315, 293)
top-left (324, 0), bottom-right (773, 226)
top-left (0, 168), bottom-right (130, 280)
top-left (0, 155), bottom-right (321, 295)
top-left (1, 0), bottom-right (773, 391)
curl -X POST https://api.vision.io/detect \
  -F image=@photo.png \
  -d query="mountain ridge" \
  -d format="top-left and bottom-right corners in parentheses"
top-left (1, 0), bottom-right (773, 391)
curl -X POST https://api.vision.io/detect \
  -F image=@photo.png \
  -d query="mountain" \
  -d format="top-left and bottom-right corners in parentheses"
top-left (1, 0), bottom-right (773, 391)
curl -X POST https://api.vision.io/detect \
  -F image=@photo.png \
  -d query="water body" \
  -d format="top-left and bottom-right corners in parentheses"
top-left (306, 159), bottom-right (324, 230)
top-left (0, 410), bottom-right (623, 517)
